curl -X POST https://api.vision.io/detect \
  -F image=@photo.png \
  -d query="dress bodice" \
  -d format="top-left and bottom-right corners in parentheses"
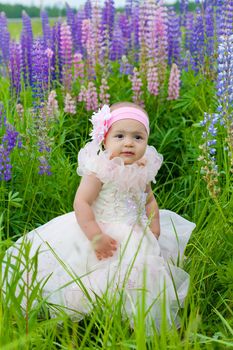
top-left (92, 182), bottom-right (148, 225)
top-left (77, 141), bottom-right (163, 225)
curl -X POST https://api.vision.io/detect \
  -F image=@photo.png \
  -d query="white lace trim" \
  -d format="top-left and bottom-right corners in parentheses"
top-left (77, 141), bottom-right (163, 191)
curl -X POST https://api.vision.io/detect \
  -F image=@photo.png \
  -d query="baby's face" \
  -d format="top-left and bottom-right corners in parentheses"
top-left (104, 119), bottom-right (148, 165)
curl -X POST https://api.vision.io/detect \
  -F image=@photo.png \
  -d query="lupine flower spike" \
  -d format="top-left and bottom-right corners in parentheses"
top-left (167, 63), bottom-right (180, 100)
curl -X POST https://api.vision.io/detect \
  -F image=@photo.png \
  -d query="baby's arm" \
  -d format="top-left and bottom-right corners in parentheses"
top-left (145, 183), bottom-right (160, 239)
top-left (73, 174), bottom-right (117, 260)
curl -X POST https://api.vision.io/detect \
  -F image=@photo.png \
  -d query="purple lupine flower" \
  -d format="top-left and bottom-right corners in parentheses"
top-left (184, 12), bottom-right (194, 51)
top-left (129, 67), bottom-right (144, 107)
top-left (130, 4), bottom-right (140, 61)
top-left (99, 77), bottom-right (110, 106)
top-left (110, 22), bottom-right (125, 61)
top-left (118, 13), bottom-right (131, 56)
top-left (167, 63), bottom-right (180, 100)
top-left (125, 0), bottom-right (134, 18)
top-left (38, 155), bottom-right (51, 176)
top-left (35, 107), bottom-right (54, 176)
top-left (81, 19), bottom-right (95, 79)
top-left (75, 9), bottom-right (85, 54)
top-left (60, 22), bottom-right (73, 92)
top-left (102, 0), bottom-right (115, 42)
top-left (0, 122), bottom-right (20, 181)
top-left (84, 0), bottom-right (92, 19)
top-left (66, 3), bottom-right (76, 47)
top-left (21, 11), bottom-right (33, 87)
top-left (204, 5), bottom-right (215, 66)
top-left (147, 61), bottom-right (159, 96)
top-left (31, 38), bottom-right (48, 107)
top-left (190, 6), bottom-right (205, 72)
top-left (99, 23), bottom-right (112, 76)
top-left (179, 0), bottom-right (189, 27)
top-left (51, 22), bottom-right (62, 84)
top-left (198, 112), bottom-right (221, 197)
top-left (119, 55), bottom-right (133, 75)
top-left (0, 12), bottom-right (10, 68)
top-left (216, 1), bottom-right (233, 36)
top-left (216, 34), bottom-right (233, 170)
top-left (198, 33), bottom-right (233, 196)
top-left (64, 93), bottom-right (76, 114)
top-left (167, 8), bottom-right (181, 66)
top-left (41, 10), bottom-right (52, 49)
top-left (9, 41), bottom-right (21, 97)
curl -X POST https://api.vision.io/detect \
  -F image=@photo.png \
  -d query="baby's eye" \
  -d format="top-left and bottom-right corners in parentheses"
top-left (135, 135), bottom-right (143, 140)
top-left (115, 134), bottom-right (124, 139)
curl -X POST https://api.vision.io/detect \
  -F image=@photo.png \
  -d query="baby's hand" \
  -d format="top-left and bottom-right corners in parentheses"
top-left (136, 157), bottom-right (147, 167)
top-left (91, 233), bottom-right (117, 260)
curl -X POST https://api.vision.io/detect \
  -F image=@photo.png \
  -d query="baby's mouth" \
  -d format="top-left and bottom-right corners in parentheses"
top-left (121, 152), bottom-right (135, 156)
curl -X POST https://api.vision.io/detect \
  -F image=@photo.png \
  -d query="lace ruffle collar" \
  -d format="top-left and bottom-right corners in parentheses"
top-left (77, 141), bottom-right (163, 191)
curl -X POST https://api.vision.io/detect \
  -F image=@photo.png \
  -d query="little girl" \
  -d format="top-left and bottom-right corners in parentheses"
top-left (3, 102), bottom-right (196, 330)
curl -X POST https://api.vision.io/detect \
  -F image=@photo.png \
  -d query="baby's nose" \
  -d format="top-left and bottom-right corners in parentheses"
top-left (124, 136), bottom-right (134, 146)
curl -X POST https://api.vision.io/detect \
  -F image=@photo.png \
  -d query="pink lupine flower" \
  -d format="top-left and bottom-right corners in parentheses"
top-left (64, 93), bottom-right (76, 114)
top-left (91, 3), bottom-right (102, 66)
top-left (129, 67), bottom-right (144, 107)
top-left (73, 52), bottom-right (84, 81)
top-left (147, 62), bottom-right (159, 96)
top-left (153, 5), bottom-right (168, 84)
top-left (60, 23), bottom-right (73, 92)
top-left (86, 82), bottom-right (98, 111)
top-left (99, 77), bottom-right (110, 106)
top-left (45, 48), bottom-right (54, 91)
top-left (78, 85), bottom-right (87, 103)
top-left (45, 48), bottom-right (53, 60)
top-left (47, 90), bottom-right (59, 118)
top-left (167, 63), bottom-right (180, 100)
top-left (139, 1), bottom-right (168, 83)
top-left (16, 103), bottom-right (24, 117)
top-left (81, 19), bottom-right (95, 78)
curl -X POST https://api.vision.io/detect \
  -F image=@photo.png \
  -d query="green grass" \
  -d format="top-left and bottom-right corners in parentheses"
top-left (7, 18), bottom-right (58, 40)
top-left (0, 61), bottom-right (233, 349)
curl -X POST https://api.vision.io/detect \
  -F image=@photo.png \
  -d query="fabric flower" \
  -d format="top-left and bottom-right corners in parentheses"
top-left (89, 104), bottom-right (112, 144)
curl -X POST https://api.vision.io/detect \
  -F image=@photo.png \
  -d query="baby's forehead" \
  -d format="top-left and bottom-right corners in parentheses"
top-left (110, 119), bottom-right (148, 133)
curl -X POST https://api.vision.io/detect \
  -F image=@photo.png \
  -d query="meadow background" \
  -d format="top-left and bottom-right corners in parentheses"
top-left (0, 0), bottom-right (233, 348)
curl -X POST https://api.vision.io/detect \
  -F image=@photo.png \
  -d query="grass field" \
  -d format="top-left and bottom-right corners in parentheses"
top-left (8, 17), bottom-right (58, 39)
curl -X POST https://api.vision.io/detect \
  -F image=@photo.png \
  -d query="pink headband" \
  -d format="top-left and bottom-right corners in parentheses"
top-left (109, 106), bottom-right (150, 134)
top-left (90, 104), bottom-right (149, 144)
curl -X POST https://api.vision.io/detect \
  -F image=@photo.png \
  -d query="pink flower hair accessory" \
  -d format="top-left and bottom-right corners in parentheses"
top-left (89, 105), bottom-right (112, 144)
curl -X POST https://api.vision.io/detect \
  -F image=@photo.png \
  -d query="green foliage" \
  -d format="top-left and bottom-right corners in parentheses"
top-left (0, 3), bottom-right (68, 18)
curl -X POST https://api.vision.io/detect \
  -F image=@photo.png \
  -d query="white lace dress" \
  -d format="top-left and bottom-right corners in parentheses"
top-left (4, 142), bottom-right (196, 330)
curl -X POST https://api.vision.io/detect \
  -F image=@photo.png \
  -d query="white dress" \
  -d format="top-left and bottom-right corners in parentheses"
top-left (3, 142), bottom-right (196, 331)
